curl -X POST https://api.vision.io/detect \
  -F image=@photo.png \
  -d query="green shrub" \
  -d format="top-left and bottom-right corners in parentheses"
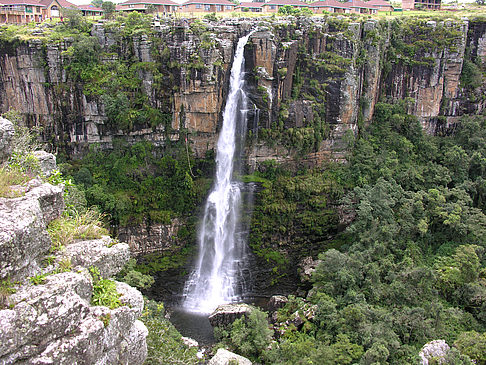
top-left (0, 279), bottom-right (16, 309)
top-left (117, 258), bottom-right (155, 289)
top-left (216, 308), bottom-right (273, 361)
top-left (90, 267), bottom-right (121, 310)
top-left (141, 299), bottom-right (199, 365)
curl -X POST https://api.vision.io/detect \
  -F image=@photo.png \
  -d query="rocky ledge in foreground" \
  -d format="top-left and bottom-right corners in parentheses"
top-left (0, 117), bottom-right (147, 365)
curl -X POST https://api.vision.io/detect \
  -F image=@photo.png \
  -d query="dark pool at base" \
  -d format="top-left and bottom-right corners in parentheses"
top-left (168, 296), bottom-right (271, 346)
top-left (169, 308), bottom-right (215, 346)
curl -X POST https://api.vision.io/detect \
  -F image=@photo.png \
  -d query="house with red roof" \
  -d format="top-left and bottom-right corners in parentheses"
top-left (347, 0), bottom-right (377, 13)
top-left (118, 0), bottom-right (179, 14)
top-left (39, 0), bottom-right (77, 19)
top-left (261, 0), bottom-right (309, 13)
top-left (0, 0), bottom-right (43, 23)
top-left (365, 0), bottom-right (393, 11)
top-left (310, 0), bottom-right (350, 14)
top-left (77, 3), bottom-right (103, 16)
top-left (238, 1), bottom-right (262, 12)
top-left (402, 0), bottom-right (440, 10)
top-left (181, 0), bottom-right (236, 13)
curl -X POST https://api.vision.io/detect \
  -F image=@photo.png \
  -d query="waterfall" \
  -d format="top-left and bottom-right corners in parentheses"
top-left (182, 32), bottom-right (254, 314)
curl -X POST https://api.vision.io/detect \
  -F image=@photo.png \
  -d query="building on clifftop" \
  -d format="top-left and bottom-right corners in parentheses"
top-left (402, 0), bottom-right (441, 10)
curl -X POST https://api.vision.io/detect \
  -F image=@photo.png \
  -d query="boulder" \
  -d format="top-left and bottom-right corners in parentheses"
top-left (0, 271), bottom-right (148, 365)
top-left (60, 236), bottom-right (130, 279)
top-left (419, 340), bottom-right (450, 365)
top-left (181, 337), bottom-right (199, 348)
top-left (298, 256), bottom-right (321, 282)
top-left (33, 151), bottom-right (57, 177)
top-left (208, 348), bottom-right (252, 365)
top-left (208, 304), bottom-right (253, 328)
top-left (0, 117), bottom-right (14, 162)
top-left (268, 295), bottom-right (288, 312)
top-left (0, 183), bottom-right (64, 281)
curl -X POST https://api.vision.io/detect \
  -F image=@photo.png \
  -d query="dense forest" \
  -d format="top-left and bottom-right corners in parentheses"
top-left (223, 101), bottom-right (486, 364)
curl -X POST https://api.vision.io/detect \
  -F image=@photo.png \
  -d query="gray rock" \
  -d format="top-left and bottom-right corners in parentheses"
top-left (0, 271), bottom-right (148, 365)
top-left (208, 348), bottom-right (252, 365)
top-left (0, 183), bottom-right (64, 281)
top-left (0, 117), bottom-right (14, 162)
top-left (61, 236), bottom-right (130, 279)
top-left (208, 304), bottom-right (253, 328)
top-left (419, 340), bottom-right (450, 365)
top-left (181, 336), bottom-right (199, 348)
top-left (33, 151), bottom-right (57, 177)
top-left (299, 256), bottom-right (321, 282)
top-left (268, 295), bottom-right (288, 312)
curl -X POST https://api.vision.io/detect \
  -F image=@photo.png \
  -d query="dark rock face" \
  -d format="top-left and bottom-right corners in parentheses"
top-left (0, 18), bottom-right (484, 163)
top-left (208, 303), bottom-right (253, 328)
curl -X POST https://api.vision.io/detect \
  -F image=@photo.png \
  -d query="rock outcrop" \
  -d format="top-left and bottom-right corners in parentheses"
top-left (0, 121), bottom-right (147, 364)
top-left (0, 117), bottom-right (14, 161)
top-left (208, 303), bottom-right (253, 328)
top-left (208, 348), bottom-right (252, 365)
top-left (1, 17), bottom-right (484, 162)
top-left (0, 181), bottom-right (64, 281)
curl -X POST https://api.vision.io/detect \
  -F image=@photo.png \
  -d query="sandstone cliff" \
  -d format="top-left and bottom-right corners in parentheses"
top-left (0, 16), bottom-right (485, 162)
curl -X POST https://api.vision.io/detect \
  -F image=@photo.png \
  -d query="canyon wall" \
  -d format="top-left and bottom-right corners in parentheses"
top-left (0, 15), bottom-right (485, 255)
top-left (0, 17), bottom-right (485, 161)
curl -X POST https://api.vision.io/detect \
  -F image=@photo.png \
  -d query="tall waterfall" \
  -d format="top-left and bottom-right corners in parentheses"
top-left (182, 33), bottom-right (253, 314)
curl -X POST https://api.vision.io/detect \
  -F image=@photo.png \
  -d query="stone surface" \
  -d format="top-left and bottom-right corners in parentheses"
top-left (267, 295), bottom-right (288, 312)
top-left (208, 303), bottom-right (253, 328)
top-left (0, 182), bottom-right (64, 281)
top-left (298, 256), bottom-right (322, 282)
top-left (0, 117), bottom-right (14, 162)
top-left (419, 340), bottom-right (451, 365)
top-left (60, 236), bottom-right (130, 279)
top-left (208, 348), bottom-right (252, 365)
top-left (33, 151), bottom-right (57, 177)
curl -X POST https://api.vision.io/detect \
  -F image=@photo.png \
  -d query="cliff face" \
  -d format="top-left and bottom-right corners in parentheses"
top-left (0, 17), bottom-right (485, 163)
top-left (0, 16), bottom-right (485, 255)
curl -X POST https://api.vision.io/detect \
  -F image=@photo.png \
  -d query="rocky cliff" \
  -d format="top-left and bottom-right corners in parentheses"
top-left (0, 15), bottom-right (485, 256)
top-left (0, 118), bottom-right (147, 364)
top-left (0, 16), bottom-right (485, 161)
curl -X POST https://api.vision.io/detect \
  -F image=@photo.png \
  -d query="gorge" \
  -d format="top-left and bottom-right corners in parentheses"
top-left (1, 11), bottom-right (486, 364)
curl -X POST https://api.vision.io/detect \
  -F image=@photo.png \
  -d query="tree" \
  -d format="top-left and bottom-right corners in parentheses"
top-left (102, 1), bottom-right (116, 19)
top-left (92, 0), bottom-right (103, 7)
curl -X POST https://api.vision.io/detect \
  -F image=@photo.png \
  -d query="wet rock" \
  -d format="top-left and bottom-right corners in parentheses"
top-left (181, 336), bottom-right (199, 348)
top-left (0, 117), bottom-right (14, 162)
top-left (268, 295), bottom-right (288, 312)
top-left (208, 348), bottom-right (252, 365)
top-left (419, 340), bottom-right (450, 365)
top-left (208, 304), bottom-right (253, 328)
top-left (298, 257), bottom-right (322, 282)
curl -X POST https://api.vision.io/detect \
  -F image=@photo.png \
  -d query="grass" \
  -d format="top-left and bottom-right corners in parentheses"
top-left (0, 279), bottom-right (16, 309)
top-left (90, 267), bottom-right (121, 310)
top-left (47, 208), bottom-right (108, 251)
top-left (0, 166), bottom-right (29, 198)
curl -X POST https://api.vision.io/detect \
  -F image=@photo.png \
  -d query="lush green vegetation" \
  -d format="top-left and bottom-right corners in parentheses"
top-left (141, 299), bottom-right (199, 365)
top-left (243, 101), bottom-right (486, 363)
top-left (90, 267), bottom-right (121, 310)
top-left (60, 140), bottom-right (212, 228)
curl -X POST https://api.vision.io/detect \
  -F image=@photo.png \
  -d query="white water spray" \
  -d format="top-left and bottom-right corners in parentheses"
top-left (182, 33), bottom-right (253, 314)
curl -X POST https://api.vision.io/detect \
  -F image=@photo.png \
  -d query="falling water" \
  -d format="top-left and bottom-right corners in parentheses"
top-left (182, 33), bottom-right (253, 314)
